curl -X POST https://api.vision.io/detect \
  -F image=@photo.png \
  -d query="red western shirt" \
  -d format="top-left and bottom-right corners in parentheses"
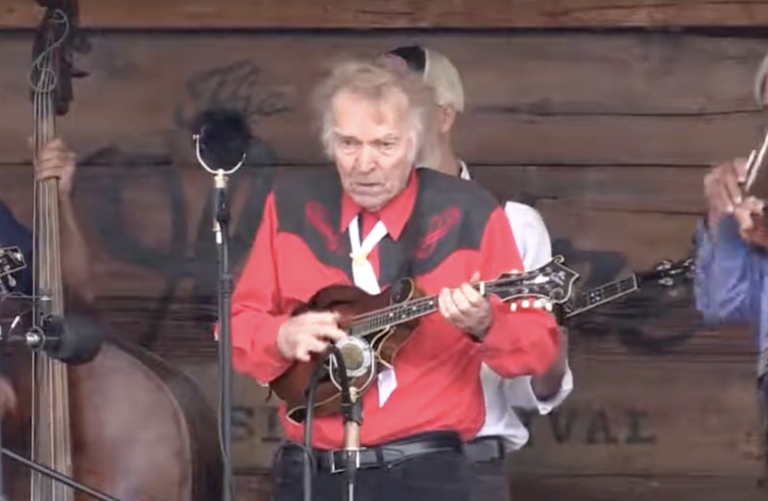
top-left (230, 170), bottom-right (560, 449)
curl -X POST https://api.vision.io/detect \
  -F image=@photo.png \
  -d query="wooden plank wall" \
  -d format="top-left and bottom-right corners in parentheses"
top-left (6, 0), bottom-right (768, 28)
top-left (1, 27), bottom-right (767, 501)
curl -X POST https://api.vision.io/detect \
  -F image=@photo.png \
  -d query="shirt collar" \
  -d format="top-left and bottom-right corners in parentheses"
top-left (340, 168), bottom-right (418, 241)
top-left (459, 161), bottom-right (470, 180)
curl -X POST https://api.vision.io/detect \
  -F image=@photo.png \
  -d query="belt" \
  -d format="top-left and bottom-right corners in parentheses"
top-left (465, 436), bottom-right (506, 463)
top-left (285, 431), bottom-right (463, 474)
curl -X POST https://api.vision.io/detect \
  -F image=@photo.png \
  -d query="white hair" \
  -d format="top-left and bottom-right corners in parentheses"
top-left (311, 59), bottom-right (436, 164)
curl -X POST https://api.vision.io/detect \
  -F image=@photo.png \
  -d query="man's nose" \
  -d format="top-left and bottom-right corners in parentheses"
top-left (356, 145), bottom-right (377, 173)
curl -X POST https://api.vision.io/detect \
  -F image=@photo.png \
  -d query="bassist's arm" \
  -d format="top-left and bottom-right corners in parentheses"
top-left (59, 195), bottom-right (94, 304)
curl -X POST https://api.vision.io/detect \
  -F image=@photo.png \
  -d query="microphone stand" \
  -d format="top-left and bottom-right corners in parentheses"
top-left (342, 391), bottom-right (362, 501)
top-left (193, 136), bottom-right (245, 501)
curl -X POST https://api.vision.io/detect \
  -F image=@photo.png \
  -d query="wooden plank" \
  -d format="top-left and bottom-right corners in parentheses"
top-left (2, 161), bottom-right (761, 478)
top-left (0, 32), bottom-right (766, 166)
top-left (232, 472), bottom-right (768, 501)
top-left (509, 475), bottom-right (767, 501)
top-left (0, 162), bottom-right (711, 356)
top-left (177, 329), bottom-right (762, 474)
top-left (6, 0), bottom-right (768, 29)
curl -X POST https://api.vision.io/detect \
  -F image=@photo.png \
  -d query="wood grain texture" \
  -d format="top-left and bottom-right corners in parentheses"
top-left (6, 0), bottom-right (768, 29)
top-left (0, 32), bottom-right (766, 167)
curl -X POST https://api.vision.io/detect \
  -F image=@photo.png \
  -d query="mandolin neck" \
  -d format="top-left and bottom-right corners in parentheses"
top-left (564, 275), bottom-right (638, 319)
top-left (348, 280), bottom-right (513, 338)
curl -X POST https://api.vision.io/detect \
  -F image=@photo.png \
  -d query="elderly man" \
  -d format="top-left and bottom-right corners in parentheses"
top-left (229, 59), bottom-right (561, 501)
top-left (380, 45), bottom-right (573, 501)
top-left (694, 54), bottom-right (768, 482)
top-left (0, 138), bottom-right (94, 417)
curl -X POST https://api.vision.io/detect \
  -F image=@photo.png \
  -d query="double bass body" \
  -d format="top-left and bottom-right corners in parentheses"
top-left (3, 329), bottom-right (223, 501)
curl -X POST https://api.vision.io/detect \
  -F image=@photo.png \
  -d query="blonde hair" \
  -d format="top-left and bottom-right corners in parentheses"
top-left (311, 58), bottom-right (436, 162)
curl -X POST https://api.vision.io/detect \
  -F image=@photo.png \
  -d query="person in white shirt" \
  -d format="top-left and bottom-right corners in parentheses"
top-left (380, 45), bottom-right (574, 501)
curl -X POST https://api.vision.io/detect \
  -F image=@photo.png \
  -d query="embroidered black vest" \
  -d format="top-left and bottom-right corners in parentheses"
top-left (272, 168), bottom-right (500, 287)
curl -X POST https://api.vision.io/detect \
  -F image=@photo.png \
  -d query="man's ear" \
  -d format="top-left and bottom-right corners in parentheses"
top-left (438, 105), bottom-right (457, 134)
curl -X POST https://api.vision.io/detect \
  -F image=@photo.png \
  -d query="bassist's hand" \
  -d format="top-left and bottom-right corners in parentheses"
top-left (276, 312), bottom-right (348, 362)
top-left (0, 375), bottom-right (17, 418)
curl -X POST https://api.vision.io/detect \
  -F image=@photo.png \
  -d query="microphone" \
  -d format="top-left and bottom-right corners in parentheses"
top-left (190, 108), bottom-right (251, 501)
top-left (191, 108), bottom-right (251, 173)
top-left (330, 337), bottom-right (375, 380)
top-left (328, 337), bottom-right (371, 501)
top-left (1, 312), bottom-right (103, 365)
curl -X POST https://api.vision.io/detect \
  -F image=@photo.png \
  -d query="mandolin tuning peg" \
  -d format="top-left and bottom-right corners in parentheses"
top-left (544, 301), bottom-right (553, 311)
top-left (521, 299), bottom-right (530, 308)
top-left (510, 303), bottom-right (517, 312)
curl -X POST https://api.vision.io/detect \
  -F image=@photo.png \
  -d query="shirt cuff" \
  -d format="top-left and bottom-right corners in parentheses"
top-left (526, 364), bottom-right (574, 415)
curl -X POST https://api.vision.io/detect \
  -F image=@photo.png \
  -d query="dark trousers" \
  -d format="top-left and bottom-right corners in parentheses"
top-left (465, 437), bottom-right (510, 501)
top-left (271, 431), bottom-right (474, 501)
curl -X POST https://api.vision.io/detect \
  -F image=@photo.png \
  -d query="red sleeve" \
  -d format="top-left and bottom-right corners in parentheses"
top-left (228, 193), bottom-right (293, 383)
top-left (476, 207), bottom-right (560, 378)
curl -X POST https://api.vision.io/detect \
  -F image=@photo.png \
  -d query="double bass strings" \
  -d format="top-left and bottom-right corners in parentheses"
top-left (29, 10), bottom-right (74, 501)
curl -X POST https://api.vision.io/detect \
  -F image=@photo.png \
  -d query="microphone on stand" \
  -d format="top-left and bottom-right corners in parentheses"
top-left (329, 337), bottom-right (374, 501)
top-left (191, 107), bottom-right (251, 501)
top-left (1, 302), bottom-right (103, 366)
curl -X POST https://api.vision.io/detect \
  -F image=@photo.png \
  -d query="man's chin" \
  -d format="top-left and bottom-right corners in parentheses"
top-left (350, 192), bottom-right (389, 212)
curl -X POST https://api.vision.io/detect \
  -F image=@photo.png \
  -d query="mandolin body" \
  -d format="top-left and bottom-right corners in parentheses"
top-left (269, 278), bottom-right (420, 423)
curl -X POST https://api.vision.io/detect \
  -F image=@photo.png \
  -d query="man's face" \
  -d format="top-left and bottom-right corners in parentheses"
top-left (330, 89), bottom-right (414, 211)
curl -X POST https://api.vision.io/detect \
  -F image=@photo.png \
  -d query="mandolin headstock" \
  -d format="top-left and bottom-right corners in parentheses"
top-left (485, 255), bottom-right (580, 311)
top-left (0, 246), bottom-right (28, 293)
top-left (636, 256), bottom-right (695, 288)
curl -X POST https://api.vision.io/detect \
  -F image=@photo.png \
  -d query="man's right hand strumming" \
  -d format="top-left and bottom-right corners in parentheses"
top-left (276, 312), bottom-right (348, 361)
top-left (704, 158), bottom-right (768, 245)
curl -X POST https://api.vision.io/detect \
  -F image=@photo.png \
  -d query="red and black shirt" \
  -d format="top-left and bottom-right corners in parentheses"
top-left (230, 167), bottom-right (560, 449)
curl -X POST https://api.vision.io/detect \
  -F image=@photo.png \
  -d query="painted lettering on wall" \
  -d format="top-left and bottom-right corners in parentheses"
top-left (71, 63), bottom-right (699, 357)
top-left (75, 61), bottom-right (289, 348)
top-left (229, 403), bottom-right (657, 447)
top-left (519, 407), bottom-right (656, 446)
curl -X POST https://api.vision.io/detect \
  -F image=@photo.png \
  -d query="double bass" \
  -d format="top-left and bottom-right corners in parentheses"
top-left (2, 3), bottom-right (222, 501)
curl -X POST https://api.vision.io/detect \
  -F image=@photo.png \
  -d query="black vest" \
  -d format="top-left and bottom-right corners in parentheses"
top-left (272, 168), bottom-right (500, 287)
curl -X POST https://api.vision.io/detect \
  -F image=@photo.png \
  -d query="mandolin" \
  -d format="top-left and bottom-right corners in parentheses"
top-left (555, 256), bottom-right (695, 320)
top-left (269, 255), bottom-right (580, 423)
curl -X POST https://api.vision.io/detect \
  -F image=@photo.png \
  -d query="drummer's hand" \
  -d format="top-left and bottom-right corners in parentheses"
top-left (0, 376), bottom-right (17, 417)
top-left (704, 158), bottom-right (748, 224)
top-left (276, 312), bottom-right (348, 361)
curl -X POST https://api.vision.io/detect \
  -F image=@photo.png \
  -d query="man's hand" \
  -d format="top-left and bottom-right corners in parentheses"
top-left (0, 376), bottom-right (17, 418)
top-left (276, 312), bottom-right (348, 361)
top-left (438, 272), bottom-right (492, 339)
top-left (530, 327), bottom-right (568, 400)
top-left (704, 158), bottom-right (748, 220)
top-left (734, 196), bottom-right (768, 248)
top-left (33, 138), bottom-right (77, 197)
